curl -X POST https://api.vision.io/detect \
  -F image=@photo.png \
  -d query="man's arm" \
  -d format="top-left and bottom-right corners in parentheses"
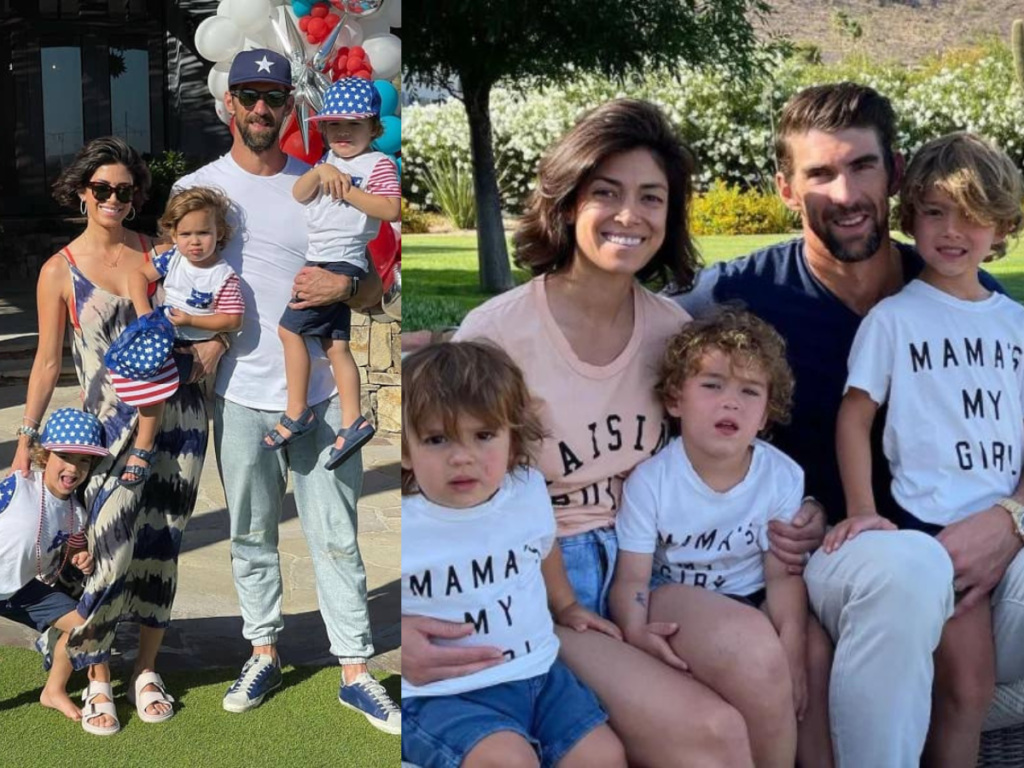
top-left (401, 614), bottom-right (504, 687)
top-left (288, 253), bottom-right (383, 313)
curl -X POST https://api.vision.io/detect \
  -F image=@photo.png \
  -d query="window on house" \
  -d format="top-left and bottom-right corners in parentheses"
top-left (41, 46), bottom-right (84, 170)
top-left (109, 47), bottom-right (150, 153)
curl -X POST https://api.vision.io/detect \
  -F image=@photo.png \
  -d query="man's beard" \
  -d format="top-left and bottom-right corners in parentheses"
top-left (238, 113), bottom-right (280, 153)
top-left (810, 204), bottom-right (885, 264)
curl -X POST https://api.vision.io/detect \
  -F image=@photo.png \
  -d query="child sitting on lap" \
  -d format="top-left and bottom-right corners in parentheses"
top-left (117, 186), bottom-right (243, 487)
top-left (401, 341), bottom-right (626, 768)
top-left (828, 132), bottom-right (1024, 767)
top-left (264, 77), bottom-right (401, 471)
top-left (610, 309), bottom-right (835, 768)
top-left (1, 408), bottom-right (119, 736)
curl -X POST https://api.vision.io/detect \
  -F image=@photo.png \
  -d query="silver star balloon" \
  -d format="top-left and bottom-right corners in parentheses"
top-left (270, 0), bottom-right (385, 153)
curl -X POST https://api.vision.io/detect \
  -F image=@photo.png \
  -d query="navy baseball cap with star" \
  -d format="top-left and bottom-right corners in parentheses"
top-left (228, 49), bottom-right (292, 89)
top-left (308, 77), bottom-right (382, 122)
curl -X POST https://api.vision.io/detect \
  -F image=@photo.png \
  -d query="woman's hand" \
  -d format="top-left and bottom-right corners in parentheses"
top-left (402, 614), bottom-right (504, 686)
top-left (623, 622), bottom-right (689, 671)
top-left (554, 601), bottom-right (623, 640)
top-left (9, 440), bottom-right (32, 478)
top-left (186, 338), bottom-right (227, 384)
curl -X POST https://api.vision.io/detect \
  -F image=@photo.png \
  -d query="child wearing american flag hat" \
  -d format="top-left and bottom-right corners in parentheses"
top-left (264, 77), bottom-right (401, 471)
top-left (1, 408), bottom-right (121, 735)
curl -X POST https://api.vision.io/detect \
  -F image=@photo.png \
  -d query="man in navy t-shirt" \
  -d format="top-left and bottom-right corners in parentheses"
top-left (674, 82), bottom-right (1024, 767)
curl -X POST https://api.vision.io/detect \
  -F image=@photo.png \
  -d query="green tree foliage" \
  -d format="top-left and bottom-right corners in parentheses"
top-left (404, 0), bottom-right (772, 293)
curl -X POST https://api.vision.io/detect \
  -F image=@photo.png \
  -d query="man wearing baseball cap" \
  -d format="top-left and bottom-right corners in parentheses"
top-left (173, 49), bottom-right (397, 732)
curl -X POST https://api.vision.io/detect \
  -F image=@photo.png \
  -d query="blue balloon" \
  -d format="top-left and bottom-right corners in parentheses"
top-left (373, 80), bottom-right (399, 116)
top-left (372, 115), bottom-right (401, 156)
top-left (292, 0), bottom-right (314, 17)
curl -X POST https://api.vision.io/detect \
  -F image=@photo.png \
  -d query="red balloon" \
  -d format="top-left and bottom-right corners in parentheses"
top-left (298, 15), bottom-right (310, 31)
top-left (325, 13), bottom-right (339, 28)
top-left (308, 17), bottom-right (327, 36)
top-left (368, 221), bottom-right (399, 292)
top-left (281, 129), bottom-right (325, 165)
top-left (345, 57), bottom-right (362, 73)
top-left (311, 2), bottom-right (329, 17)
top-left (353, 69), bottom-right (372, 80)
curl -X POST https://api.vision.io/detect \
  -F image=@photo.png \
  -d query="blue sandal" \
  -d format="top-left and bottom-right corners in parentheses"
top-left (262, 407), bottom-right (318, 450)
top-left (119, 447), bottom-right (155, 488)
top-left (324, 416), bottom-right (376, 471)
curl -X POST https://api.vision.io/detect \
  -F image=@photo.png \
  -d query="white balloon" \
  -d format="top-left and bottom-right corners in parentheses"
top-left (214, 98), bottom-right (232, 126)
top-left (207, 61), bottom-right (232, 101)
top-left (216, 0), bottom-right (231, 17)
top-left (339, 20), bottom-right (364, 47)
top-left (357, 12), bottom-right (392, 38)
top-left (362, 33), bottom-right (401, 81)
top-left (228, 0), bottom-right (273, 35)
top-left (386, 0), bottom-right (400, 28)
top-left (195, 15), bottom-right (245, 62)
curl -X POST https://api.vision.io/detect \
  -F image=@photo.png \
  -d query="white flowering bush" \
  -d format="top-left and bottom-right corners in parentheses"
top-left (404, 42), bottom-right (1024, 217)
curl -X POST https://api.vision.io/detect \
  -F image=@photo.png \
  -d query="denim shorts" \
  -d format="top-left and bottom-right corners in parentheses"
top-left (0, 579), bottom-right (79, 632)
top-left (402, 659), bottom-right (608, 768)
top-left (559, 527), bottom-right (618, 618)
top-left (649, 570), bottom-right (767, 609)
top-left (278, 261), bottom-right (366, 341)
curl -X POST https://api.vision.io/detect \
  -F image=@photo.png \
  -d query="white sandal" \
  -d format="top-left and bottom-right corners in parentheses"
top-left (81, 681), bottom-right (120, 736)
top-left (128, 671), bottom-right (175, 723)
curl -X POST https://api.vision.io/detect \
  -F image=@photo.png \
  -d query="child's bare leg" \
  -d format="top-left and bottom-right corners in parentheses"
top-left (39, 610), bottom-right (84, 720)
top-left (123, 403), bottom-right (161, 481)
top-left (798, 615), bottom-right (835, 768)
top-left (463, 731), bottom-right (539, 768)
top-left (84, 661), bottom-right (116, 729)
top-left (556, 724), bottom-right (627, 768)
top-left (922, 598), bottom-right (995, 768)
top-left (266, 326), bottom-right (314, 444)
top-left (324, 339), bottom-right (360, 450)
top-left (651, 585), bottom-right (797, 768)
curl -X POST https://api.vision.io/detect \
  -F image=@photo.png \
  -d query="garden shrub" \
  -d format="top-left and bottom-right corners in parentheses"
top-left (690, 181), bottom-right (800, 235)
top-left (404, 40), bottom-right (1024, 236)
top-left (402, 198), bottom-right (431, 234)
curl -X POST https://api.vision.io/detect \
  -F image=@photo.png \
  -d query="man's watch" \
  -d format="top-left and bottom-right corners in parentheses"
top-left (347, 275), bottom-right (360, 302)
top-left (994, 497), bottom-right (1024, 541)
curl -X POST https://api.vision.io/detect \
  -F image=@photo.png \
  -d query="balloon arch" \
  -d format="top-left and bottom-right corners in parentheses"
top-left (195, 0), bottom-right (402, 321)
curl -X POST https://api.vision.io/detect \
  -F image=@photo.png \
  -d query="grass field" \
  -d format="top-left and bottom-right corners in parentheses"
top-left (0, 646), bottom-right (400, 768)
top-left (405, 232), bottom-right (1024, 331)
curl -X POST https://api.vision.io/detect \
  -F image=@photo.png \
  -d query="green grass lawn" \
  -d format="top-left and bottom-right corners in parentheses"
top-left (405, 232), bottom-right (1024, 331)
top-left (0, 646), bottom-right (400, 768)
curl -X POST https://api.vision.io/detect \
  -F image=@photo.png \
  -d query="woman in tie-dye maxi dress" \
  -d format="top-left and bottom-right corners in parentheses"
top-left (60, 236), bottom-right (207, 675)
top-left (10, 138), bottom-right (206, 722)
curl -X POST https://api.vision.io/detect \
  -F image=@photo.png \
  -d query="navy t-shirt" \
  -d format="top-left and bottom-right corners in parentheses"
top-left (672, 238), bottom-right (1004, 524)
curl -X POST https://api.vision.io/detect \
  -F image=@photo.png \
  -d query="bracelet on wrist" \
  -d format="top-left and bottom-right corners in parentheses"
top-left (16, 425), bottom-right (40, 440)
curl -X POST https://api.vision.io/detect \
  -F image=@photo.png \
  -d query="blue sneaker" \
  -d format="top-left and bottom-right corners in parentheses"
top-left (338, 672), bottom-right (401, 734)
top-left (222, 654), bottom-right (283, 713)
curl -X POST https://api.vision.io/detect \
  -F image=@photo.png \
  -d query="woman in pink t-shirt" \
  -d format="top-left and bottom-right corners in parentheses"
top-left (404, 100), bottom-right (820, 766)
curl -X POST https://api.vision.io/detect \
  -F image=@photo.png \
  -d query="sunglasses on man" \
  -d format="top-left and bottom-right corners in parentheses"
top-left (231, 88), bottom-right (289, 109)
top-left (85, 182), bottom-right (135, 203)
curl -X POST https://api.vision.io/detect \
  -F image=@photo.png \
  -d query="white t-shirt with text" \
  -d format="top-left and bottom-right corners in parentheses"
top-left (846, 279), bottom-right (1024, 526)
top-left (401, 468), bottom-right (560, 699)
top-left (616, 438), bottom-right (804, 597)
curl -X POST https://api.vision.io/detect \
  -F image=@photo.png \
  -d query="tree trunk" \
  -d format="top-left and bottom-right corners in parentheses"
top-left (462, 80), bottom-right (514, 294)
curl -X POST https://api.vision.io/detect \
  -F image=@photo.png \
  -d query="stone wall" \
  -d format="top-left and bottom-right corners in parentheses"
top-left (351, 310), bottom-right (401, 435)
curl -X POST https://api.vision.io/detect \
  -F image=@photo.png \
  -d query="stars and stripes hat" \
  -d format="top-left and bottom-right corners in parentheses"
top-left (308, 77), bottom-right (382, 122)
top-left (228, 48), bottom-right (292, 89)
top-left (40, 408), bottom-right (110, 457)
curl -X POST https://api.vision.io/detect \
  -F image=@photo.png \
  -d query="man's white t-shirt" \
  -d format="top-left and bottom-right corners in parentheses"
top-left (174, 154), bottom-right (335, 410)
top-left (846, 279), bottom-right (1024, 526)
top-left (401, 469), bottom-right (560, 699)
top-left (616, 437), bottom-right (804, 597)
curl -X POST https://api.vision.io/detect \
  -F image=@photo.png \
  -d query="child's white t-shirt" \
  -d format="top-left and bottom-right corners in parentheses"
top-left (846, 279), bottom-right (1024, 526)
top-left (401, 468), bottom-right (560, 699)
top-left (616, 437), bottom-right (803, 597)
top-left (303, 151), bottom-right (401, 268)
top-left (0, 471), bottom-right (88, 600)
top-left (152, 246), bottom-right (245, 342)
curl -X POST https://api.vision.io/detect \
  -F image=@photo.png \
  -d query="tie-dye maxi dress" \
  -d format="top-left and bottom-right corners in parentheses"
top-left (59, 242), bottom-right (207, 669)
